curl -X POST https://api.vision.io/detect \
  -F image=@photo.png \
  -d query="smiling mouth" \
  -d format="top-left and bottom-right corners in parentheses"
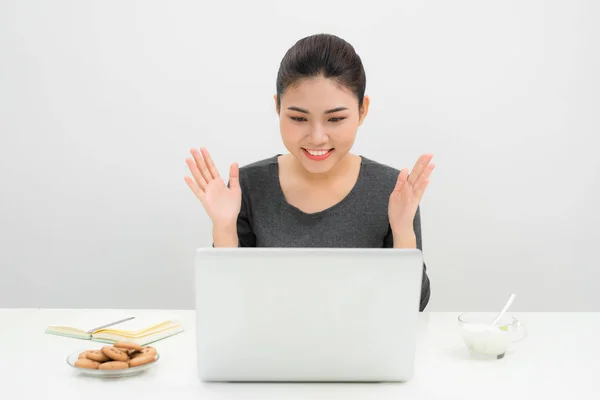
top-left (302, 148), bottom-right (334, 161)
top-left (303, 148), bottom-right (333, 156)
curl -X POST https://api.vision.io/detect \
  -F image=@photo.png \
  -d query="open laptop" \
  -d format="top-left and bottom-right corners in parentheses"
top-left (195, 247), bottom-right (424, 382)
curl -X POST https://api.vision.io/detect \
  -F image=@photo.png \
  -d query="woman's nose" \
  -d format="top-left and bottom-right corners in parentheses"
top-left (308, 125), bottom-right (328, 145)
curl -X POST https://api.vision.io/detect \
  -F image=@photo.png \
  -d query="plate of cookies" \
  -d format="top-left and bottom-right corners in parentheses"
top-left (67, 341), bottom-right (159, 378)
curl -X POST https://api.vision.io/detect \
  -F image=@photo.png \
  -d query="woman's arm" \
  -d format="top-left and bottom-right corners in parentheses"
top-left (212, 177), bottom-right (256, 247)
top-left (384, 206), bottom-right (431, 311)
top-left (212, 223), bottom-right (239, 247)
top-left (234, 186), bottom-right (256, 247)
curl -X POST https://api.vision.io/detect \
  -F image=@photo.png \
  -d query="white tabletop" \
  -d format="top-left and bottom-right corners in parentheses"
top-left (1, 309), bottom-right (598, 399)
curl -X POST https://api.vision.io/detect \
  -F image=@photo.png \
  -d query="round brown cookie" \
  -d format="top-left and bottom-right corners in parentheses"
top-left (130, 351), bottom-right (145, 359)
top-left (113, 341), bottom-right (143, 352)
top-left (86, 349), bottom-right (110, 362)
top-left (128, 354), bottom-right (155, 367)
top-left (140, 346), bottom-right (157, 357)
top-left (98, 361), bottom-right (129, 370)
top-left (101, 345), bottom-right (129, 362)
top-left (75, 358), bottom-right (101, 369)
top-left (78, 350), bottom-right (90, 359)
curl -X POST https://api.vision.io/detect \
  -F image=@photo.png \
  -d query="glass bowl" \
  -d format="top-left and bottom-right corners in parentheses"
top-left (66, 349), bottom-right (160, 378)
top-left (458, 312), bottom-right (527, 360)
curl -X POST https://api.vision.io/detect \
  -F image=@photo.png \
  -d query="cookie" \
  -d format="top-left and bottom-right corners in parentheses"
top-left (86, 349), bottom-right (110, 362)
top-left (101, 346), bottom-right (129, 362)
top-left (114, 341), bottom-right (143, 352)
top-left (78, 351), bottom-right (90, 359)
top-left (140, 346), bottom-right (157, 357)
top-left (128, 354), bottom-right (155, 367)
top-left (98, 361), bottom-right (129, 370)
top-left (75, 358), bottom-right (101, 369)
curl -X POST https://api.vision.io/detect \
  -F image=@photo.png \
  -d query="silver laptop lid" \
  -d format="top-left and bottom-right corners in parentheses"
top-left (195, 247), bottom-right (423, 382)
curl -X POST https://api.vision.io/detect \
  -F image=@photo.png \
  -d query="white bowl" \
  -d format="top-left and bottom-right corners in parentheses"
top-left (458, 312), bottom-right (527, 359)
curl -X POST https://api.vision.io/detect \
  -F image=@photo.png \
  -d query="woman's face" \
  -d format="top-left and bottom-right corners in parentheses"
top-left (276, 76), bottom-right (369, 175)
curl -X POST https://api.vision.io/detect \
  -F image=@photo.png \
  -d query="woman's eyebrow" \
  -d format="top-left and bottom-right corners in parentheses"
top-left (287, 106), bottom-right (348, 114)
top-left (324, 107), bottom-right (348, 114)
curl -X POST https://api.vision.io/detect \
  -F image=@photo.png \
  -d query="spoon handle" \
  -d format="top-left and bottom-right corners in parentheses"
top-left (493, 293), bottom-right (516, 326)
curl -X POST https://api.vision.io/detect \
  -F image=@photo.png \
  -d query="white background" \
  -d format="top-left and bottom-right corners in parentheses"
top-left (1, 0), bottom-right (598, 311)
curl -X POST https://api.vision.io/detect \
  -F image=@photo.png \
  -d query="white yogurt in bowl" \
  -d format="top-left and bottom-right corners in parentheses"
top-left (458, 312), bottom-right (526, 359)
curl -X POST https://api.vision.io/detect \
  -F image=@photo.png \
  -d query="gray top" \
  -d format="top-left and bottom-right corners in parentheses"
top-left (233, 155), bottom-right (431, 311)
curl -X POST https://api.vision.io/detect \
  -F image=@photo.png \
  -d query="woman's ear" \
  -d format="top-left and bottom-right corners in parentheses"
top-left (273, 94), bottom-right (280, 115)
top-left (358, 95), bottom-right (370, 126)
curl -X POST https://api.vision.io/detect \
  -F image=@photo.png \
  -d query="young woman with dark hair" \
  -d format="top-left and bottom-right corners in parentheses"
top-left (184, 33), bottom-right (435, 311)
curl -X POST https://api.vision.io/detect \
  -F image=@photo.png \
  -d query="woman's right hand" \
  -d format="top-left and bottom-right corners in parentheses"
top-left (185, 148), bottom-right (242, 229)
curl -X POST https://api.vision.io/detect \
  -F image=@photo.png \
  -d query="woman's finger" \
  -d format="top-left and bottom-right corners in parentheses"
top-left (412, 164), bottom-right (434, 199)
top-left (186, 157), bottom-right (207, 191)
top-left (419, 162), bottom-right (436, 183)
top-left (191, 148), bottom-right (212, 183)
top-left (407, 154), bottom-right (434, 186)
top-left (394, 168), bottom-right (409, 192)
top-left (414, 179), bottom-right (430, 199)
top-left (201, 148), bottom-right (221, 180)
top-left (413, 180), bottom-right (429, 203)
top-left (184, 176), bottom-right (206, 203)
top-left (229, 162), bottom-right (240, 191)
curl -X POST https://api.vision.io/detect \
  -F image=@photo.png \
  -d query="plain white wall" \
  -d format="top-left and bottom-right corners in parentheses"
top-left (1, 0), bottom-right (598, 311)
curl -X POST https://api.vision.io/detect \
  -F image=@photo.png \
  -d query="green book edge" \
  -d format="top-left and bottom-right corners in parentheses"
top-left (45, 331), bottom-right (91, 340)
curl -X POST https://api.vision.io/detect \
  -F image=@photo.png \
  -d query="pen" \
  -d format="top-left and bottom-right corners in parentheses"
top-left (87, 316), bottom-right (136, 333)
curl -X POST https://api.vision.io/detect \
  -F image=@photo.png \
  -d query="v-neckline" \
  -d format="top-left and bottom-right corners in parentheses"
top-left (272, 154), bottom-right (365, 218)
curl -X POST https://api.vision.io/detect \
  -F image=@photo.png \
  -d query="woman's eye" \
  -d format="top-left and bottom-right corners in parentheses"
top-left (329, 117), bottom-right (346, 123)
top-left (290, 116), bottom-right (307, 122)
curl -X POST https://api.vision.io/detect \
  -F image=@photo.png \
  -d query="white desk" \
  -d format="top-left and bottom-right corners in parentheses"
top-left (1, 309), bottom-right (598, 399)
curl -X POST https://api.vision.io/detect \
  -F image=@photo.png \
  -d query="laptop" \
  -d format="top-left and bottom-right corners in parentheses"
top-left (194, 247), bottom-right (424, 382)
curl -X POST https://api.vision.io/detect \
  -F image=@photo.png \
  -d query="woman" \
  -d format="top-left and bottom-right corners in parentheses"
top-left (184, 33), bottom-right (435, 311)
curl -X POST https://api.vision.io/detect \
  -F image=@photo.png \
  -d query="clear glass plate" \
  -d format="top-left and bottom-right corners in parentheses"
top-left (66, 349), bottom-right (160, 378)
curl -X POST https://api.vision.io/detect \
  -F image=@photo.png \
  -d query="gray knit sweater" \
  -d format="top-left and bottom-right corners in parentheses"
top-left (231, 155), bottom-right (431, 311)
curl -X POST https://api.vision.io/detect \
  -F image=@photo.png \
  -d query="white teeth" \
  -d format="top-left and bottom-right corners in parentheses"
top-left (306, 149), bottom-right (329, 156)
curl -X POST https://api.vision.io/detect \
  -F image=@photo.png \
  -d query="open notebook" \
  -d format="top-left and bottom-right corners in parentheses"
top-left (45, 315), bottom-right (184, 346)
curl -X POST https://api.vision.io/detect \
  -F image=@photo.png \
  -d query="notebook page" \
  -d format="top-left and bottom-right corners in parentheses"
top-left (91, 315), bottom-right (180, 334)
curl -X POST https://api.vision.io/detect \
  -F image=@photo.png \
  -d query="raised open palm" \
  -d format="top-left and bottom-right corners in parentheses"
top-left (184, 148), bottom-right (241, 226)
top-left (388, 154), bottom-right (435, 231)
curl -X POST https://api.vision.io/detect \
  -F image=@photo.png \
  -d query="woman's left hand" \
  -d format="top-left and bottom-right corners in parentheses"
top-left (388, 154), bottom-right (435, 234)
